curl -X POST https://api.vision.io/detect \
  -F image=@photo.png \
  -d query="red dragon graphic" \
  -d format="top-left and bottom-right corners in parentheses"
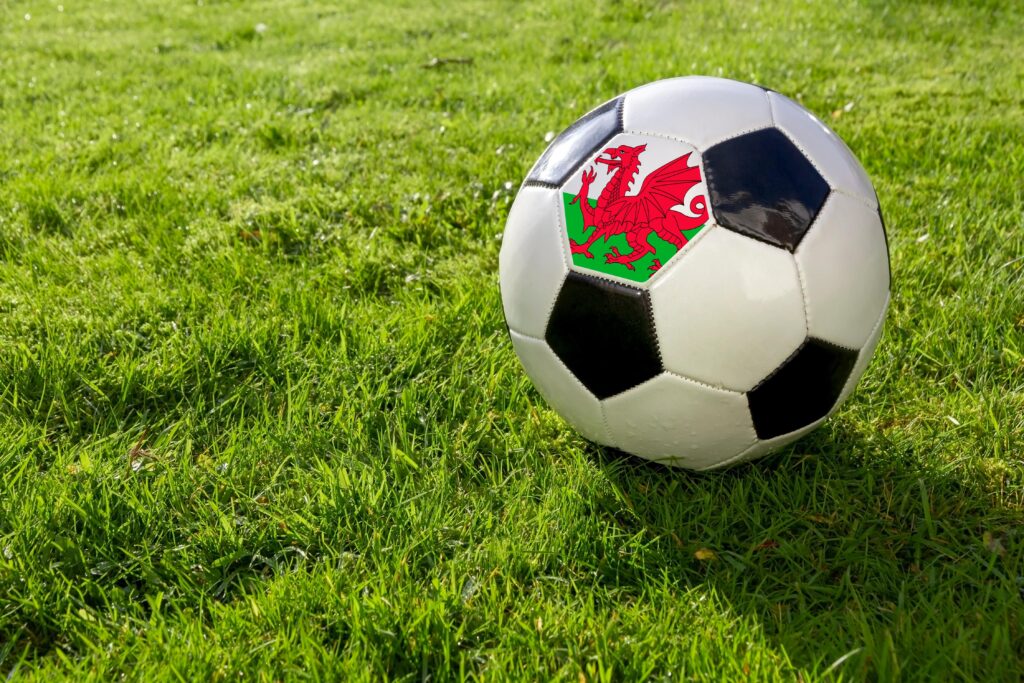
top-left (569, 144), bottom-right (708, 271)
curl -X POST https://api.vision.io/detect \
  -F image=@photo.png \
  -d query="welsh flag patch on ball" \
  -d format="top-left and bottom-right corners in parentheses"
top-left (560, 134), bottom-right (709, 283)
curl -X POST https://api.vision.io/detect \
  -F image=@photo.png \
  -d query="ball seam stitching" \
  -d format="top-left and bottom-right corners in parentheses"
top-left (793, 244), bottom-right (813, 342)
top-left (809, 335), bottom-right (861, 354)
top-left (837, 293), bottom-right (890, 399)
top-left (831, 186), bottom-right (879, 210)
top-left (558, 271), bottom-right (663, 392)
top-left (767, 95), bottom-right (832, 190)
top-left (643, 291), bottom-right (663, 371)
top-left (552, 189), bottom-right (573, 272)
top-left (696, 431), bottom-right (762, 471)
top-left (748, 338), bottom-right (808, 394)
top-left (510, 329), bottom-right (616, 447)
top-left (566, 220), bottom-right (715, 290)
top-left (541, 270), bottom-right (568, 341)
top-left (597, 399), bottom-right (617, 449)
top-left (661, 370), bottom-right (744, 396)
top-left (700, 123), bottom-right (775, 153)
top-left (542, 191), bottom-right (573, 337)
top-left (542, 336), bottom-right (617, 447)
top-left (620, 128), bottom-right (701, 150)
top-left (767, 94), bottom-right (878, 210)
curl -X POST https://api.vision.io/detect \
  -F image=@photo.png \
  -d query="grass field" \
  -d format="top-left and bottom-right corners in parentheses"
top-left (1, 0), bottom-right (1023, 679)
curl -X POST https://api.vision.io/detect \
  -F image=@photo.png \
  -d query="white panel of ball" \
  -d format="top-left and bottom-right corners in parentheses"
top-left (603, 373), bottom-right (757, 469)
top-left (797, 193), bottom-right (890, 350)
top-left (650, 226), bottom-right (807, 392)
top-left (508, 330), bottom-right (613, 445)
top-left (498, 187), bottom-right (569, 338)
top-left (623, 77), bottom-right (773, 150)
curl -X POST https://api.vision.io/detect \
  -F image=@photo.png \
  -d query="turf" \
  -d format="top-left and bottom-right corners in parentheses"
top-left (1, 0), bottom-right (1022, 680)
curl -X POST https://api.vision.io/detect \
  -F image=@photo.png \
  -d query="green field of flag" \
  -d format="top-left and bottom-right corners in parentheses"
top-left (562, 194), bottom-right (705, 282)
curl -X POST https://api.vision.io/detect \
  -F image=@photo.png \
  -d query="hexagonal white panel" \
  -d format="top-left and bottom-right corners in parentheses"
top-left (650, 226), bottom-right (807, 392)
top-left (837, 296), bottom-right (888, 406)
top-left (603, 373), bottom-right (756, 469)
top-left (623, 77), bottom-right (773, 151)
top-left (508, 330), bottom-right (613, 446)
top-left (796, 193), bottom-right (890, 350)
top-left (768, 92), bottom-right (877, 208)
top-left (558, 132), bottom-right (711, 287)
top-left (499, 187), bottom-right (569, 338)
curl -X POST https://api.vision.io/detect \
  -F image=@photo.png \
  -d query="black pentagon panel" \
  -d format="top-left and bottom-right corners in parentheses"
top-left (704, 128), bottom-right (830, 251)
top-left (747, 338), bottom-right (858, 439)
top-left (545, 272), bottom-right (661, 399)
top-left (526, 97), bottom-right (624, 187)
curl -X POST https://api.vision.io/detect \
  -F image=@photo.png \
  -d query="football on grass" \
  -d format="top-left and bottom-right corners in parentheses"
top-left (499, 76), bottom-right (890, 470)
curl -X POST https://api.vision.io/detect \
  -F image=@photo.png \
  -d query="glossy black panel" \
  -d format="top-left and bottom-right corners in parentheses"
top-left (545, 272), bottom-right (661, 399)
top-left (526, 97), bottom-right (623, 187)
top-left (747, 337), bottom-right (858, 439)
top-left (704, 128), bottom-right (830, 251)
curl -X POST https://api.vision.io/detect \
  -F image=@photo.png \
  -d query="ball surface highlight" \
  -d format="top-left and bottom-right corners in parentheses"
top-left (499, 76), bottom-right (890, 470)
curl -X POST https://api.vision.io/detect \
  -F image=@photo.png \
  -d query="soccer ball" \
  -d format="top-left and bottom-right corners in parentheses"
top-left (499, 77), bottom-right (890, 470)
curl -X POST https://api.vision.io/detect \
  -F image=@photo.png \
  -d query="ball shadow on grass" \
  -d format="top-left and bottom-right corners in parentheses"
top-left (583, 421), bottom-right (1022, 676)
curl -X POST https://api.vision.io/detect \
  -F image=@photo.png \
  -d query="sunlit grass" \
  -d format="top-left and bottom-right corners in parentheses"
top-left (1, 0), bottom-right (1022, 679)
